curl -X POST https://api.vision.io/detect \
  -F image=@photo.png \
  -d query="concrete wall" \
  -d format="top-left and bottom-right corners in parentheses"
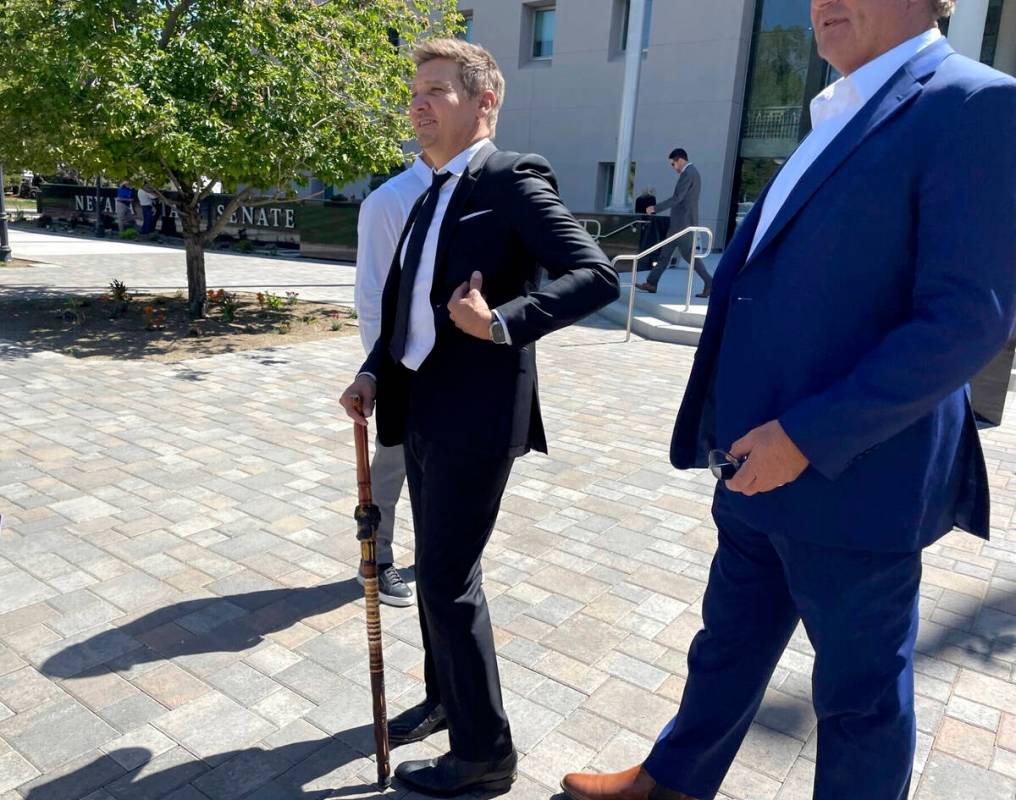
top-left (462, 0), bottom-right (754, 242)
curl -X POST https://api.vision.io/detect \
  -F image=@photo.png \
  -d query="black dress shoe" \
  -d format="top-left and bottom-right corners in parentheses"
top-left (396, 750), bottom-right (517, 796)
top-left (388, 699), bottom-right (447, 746)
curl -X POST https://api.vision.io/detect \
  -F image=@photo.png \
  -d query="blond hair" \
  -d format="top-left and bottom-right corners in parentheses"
top-left (413, 38), bottom-right (505, 136)
top-left (931, 0), bottom-right (955, 17)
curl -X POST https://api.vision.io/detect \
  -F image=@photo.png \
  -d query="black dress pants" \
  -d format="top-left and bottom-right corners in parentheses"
top-left (403, 428), bottom-right (515, 762)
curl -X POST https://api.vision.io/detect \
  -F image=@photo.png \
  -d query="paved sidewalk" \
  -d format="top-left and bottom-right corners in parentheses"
top-left (0, 228), bottom-right (357, 304)
top-left (1, 230), bottom-right (1015, 799)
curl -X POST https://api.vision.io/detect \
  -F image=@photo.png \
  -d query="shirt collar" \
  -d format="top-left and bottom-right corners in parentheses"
top-left (809, 27), bottom-right (942, 129)
top-left (409, 154), bottom-right (432, 182)
top-left (435, 138), bottom-right (491, 180)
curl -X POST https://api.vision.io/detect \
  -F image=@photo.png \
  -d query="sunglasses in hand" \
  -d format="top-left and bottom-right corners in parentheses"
top-left (708, 449), bottom-right (746, 481)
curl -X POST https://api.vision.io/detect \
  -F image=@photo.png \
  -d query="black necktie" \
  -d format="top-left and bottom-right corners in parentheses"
top-left (389, 170), bottom-right (454, 364)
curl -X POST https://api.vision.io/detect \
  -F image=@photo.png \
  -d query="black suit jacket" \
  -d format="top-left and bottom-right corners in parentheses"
top-left (362, 142), bottom-right (619, 458)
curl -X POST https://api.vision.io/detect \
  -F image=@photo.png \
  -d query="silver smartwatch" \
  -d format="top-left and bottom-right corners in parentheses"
top-left (490, 316), bottom-right (508, 345)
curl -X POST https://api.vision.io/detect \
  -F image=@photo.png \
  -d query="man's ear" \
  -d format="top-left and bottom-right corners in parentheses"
top-left (477, 89), bottom-right (497, 117)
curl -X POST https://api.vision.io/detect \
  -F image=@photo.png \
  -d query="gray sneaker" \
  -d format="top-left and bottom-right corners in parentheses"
top-left (358, 563), bottom-right (415, 607)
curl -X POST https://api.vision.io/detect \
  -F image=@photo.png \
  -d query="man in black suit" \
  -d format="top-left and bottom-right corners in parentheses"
top-left (339, 38), bottom-right (619, 796)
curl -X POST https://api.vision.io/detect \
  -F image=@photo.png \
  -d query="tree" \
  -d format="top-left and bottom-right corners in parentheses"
top-left (0, 0), bottom-right (459, 315)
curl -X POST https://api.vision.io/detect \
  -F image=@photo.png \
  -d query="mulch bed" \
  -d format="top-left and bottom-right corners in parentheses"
top-left (0, 289), bottom-right (357, 361)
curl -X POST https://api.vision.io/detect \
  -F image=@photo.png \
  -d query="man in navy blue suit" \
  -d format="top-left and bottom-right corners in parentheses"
top-left (562, 1), bottom-right (1015, 799)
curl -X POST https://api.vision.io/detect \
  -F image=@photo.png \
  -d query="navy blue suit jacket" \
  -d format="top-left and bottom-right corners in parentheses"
top-left (672, 41), bottom-right (1016, 552)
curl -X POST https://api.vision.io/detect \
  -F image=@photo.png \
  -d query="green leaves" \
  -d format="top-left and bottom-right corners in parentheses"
top-left (0, 0), bottom-right (459, 195)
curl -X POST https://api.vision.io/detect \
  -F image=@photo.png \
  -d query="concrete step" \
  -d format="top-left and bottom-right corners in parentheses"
top-left (626, 290), bottom-right (707, 328)
top-left (604, 254), bottom-right (717, 344)
top-left (598, 296), bottom-right (703, 346)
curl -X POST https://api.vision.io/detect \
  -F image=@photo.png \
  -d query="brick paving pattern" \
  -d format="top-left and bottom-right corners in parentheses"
top-left (1, 229), bottom-right (1014, 799)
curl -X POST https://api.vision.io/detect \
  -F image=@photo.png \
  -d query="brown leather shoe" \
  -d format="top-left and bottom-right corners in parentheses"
top-left (560, 765), bottom-right (696, 800)
top-left (636, 282), bottom-right (657, 293)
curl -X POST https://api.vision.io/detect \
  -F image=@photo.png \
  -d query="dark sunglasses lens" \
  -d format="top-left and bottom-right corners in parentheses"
top-left (708, 450), bottom-right (739, 481)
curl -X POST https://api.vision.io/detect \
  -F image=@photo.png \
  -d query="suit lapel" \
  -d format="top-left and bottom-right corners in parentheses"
top-left (745, 39), bottom-right (952, 268)
top-left (433, 141), bottom-right (497, 283)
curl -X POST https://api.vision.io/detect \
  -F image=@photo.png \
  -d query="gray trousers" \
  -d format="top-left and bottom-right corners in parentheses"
top-left (370, 439), bottom-right (407, 565)
top-left (644, 232), bottom-right (712, 290)
top-left (115, 200), bottom-right (135, 232)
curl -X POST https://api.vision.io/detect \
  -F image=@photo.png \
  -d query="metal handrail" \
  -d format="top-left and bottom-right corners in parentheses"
top-left (610, 225), bottom-right (714, 342)
top-left (577, 218), bottom-right (602, 240)
top-left (579, 217), bottom-right (653, 243)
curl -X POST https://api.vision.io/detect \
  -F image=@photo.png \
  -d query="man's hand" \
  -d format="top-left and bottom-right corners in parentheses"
top-left (646, 205), bottom-right (656, 214)
top-left (339, 374), bottom-right (377, 427)
top-left (725, 420), bottom-right (809, 496)
top-left (449, 271), bottom-right (493, 340)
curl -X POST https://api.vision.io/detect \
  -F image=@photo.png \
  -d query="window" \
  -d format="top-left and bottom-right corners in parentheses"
top-left (532, 7), bottom-right (555, 59)
top-left (521, 3), bottom-right (556, 66)
top-left (458, 11), bottom-right (474, 43)
top-left (597, 161), bottom-right (636, 210)
top-left (980, 0), bottom-right (1004, 65)
top-left (620, 0), bottom-right (653, 52)
top-left (726, 0), bottom-right (835, 238)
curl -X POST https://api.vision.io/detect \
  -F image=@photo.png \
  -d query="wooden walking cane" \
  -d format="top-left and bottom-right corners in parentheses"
top-left (353, 409), bottom-right (391, 790)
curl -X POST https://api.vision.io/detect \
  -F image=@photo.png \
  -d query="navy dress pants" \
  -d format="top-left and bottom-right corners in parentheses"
top-left (644, 489), bottom-right (922, 800)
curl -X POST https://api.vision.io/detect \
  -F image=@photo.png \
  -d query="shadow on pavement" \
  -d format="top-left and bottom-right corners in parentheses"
top-left (40, 579), bottom-right (365, 679)
top-left (23, 727), bottom-right (386, 800)
top-left (915, 588), bottom-right (1016, 666)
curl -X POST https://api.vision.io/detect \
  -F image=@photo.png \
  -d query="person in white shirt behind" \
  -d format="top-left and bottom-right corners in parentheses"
top-left (137, 187), bottom-right (157, 235)
top-left (351, 152), bottom-right (432, 606)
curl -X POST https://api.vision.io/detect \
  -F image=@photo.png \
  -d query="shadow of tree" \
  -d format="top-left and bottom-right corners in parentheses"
top-left (915, 587), bottom-right (1016, 667)
top-left (41, 578), bottom-right (366, 679)
top-left (24, 727), bottom-right (387, 800)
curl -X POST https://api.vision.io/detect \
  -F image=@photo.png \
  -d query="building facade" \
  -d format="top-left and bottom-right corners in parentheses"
top-left (457, 0), bottom-right (1015, 245)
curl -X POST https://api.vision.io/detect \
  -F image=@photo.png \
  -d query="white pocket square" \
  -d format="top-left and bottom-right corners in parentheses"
top-left (460, 209), bottom-right (493, 222)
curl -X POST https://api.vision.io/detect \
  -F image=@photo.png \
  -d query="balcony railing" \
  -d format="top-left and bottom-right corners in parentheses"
top-left (744, 105), bottom-right (802, 140)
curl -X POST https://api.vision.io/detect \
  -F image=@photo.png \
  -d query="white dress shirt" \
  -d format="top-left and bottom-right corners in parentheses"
top-left (748, 27), bottom-right (942, 258)
top-left (354, 155), bottom-right (431, 353)
top-left (400, 137), bottom-right (492, 371)
top-left (137, 188), bottom-right (156, 207)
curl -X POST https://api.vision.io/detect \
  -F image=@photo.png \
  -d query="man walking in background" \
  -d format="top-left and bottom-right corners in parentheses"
top-left (563, 0), bottom-right (1015, 798)
top-left (637, 148), bottom-right (710, 297)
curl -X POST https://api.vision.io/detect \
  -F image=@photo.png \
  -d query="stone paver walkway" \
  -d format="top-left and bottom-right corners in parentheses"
top-left (1, 229), bottom-right (1015, 799)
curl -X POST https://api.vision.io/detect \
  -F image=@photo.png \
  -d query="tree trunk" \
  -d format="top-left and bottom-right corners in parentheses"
top-left (180, 208), bottom-right (207, 318)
